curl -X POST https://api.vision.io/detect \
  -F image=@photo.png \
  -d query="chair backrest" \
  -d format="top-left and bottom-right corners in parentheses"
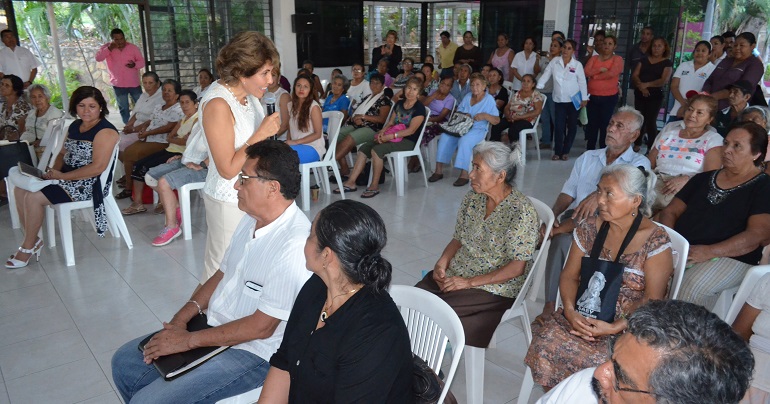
top-left (390, 285), bottom-right (464, 404)
top-left (408, 109), bottom-right (431, 152)
top-left (656, 223), bottom-right (689, 299)
top-left (724, 265), bottom-right (770, 324)
top-left (101, 143), bottom-right (121, 194)
top-left (321, 111), bottom-right (344, 162)
top-left (513, 196), bottom-right (556, 307)
top-left (502, 80), bottom-right (514, 94)
top-left (531, 94), bottom-right (547, 128)
top-left (38, 117), bottom-right (69, 169)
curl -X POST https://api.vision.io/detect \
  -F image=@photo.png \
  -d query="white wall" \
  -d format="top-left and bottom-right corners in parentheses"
top-left (272, 0), bottom-right (299, 84)
top-left (541, 0), bottom-right (572, 47)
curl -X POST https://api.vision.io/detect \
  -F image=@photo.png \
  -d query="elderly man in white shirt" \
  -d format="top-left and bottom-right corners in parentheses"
top-left (0, 29), bottom-right (41, 88)
top-left (537, 39), bottom-right (588, 160)
top-left (535, 106), bottom-right (650, 321)
top-left (111, 140), bottom-right (312, 404)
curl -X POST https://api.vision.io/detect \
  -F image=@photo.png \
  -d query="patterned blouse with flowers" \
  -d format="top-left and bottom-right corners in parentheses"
top-left (447, 189), bottom-right (540, 299)
top-left (0, 98), bottom-right (32, 132)
top-left (350, 93), bottom-right (393, 131)
top-left (653, 120), bottom-right (722, 176)
top-left (506, 89), bottom-right (544, 125)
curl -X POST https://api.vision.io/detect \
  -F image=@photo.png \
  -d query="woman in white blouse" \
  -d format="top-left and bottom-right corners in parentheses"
top-left (119, 72), bottom-right (164, 151)
top-left (346, 63), bottom-right (372, 113)
top-left (198, 32), bottom-right (281, 282)
top-left (537, 39), bottom-right (588, 161)
top-left (510, 37), bottom-right (542, 89)
top-left (21, 84), bottom-right (63, 154)
top-left (733, 273), bottom-right (770, 403)
top-left (669, 41), bottom-right (715, 121)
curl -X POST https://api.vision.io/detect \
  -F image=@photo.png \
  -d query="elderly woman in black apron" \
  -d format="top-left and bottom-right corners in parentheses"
top-left (524, 164), bottom-right (674, 390)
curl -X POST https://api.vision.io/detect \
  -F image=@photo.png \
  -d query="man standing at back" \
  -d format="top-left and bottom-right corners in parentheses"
top-left (96, 28), bottom-right (146, 124)
top-left (0, 29), bottom-right (40, 89)
top-left (437, 31), bottom-right (459, 79)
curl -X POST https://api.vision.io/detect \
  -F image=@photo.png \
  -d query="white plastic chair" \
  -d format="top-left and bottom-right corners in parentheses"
top-left (714, 285), bottom-right (741, 320)
top-left (45, 143), bottom-right (134, 266)
top-left (8, 117), bottom-right (68, 229)
top-left (724, 265), bottom-right (770, 324)
top-left (391, 285), bottom-right (465, 404)
top-left (502, 80), bottom-right (515, 94)
top-left (464, 196), bottom-right (554, 404)
top-left (218, 285), bottom-right (466, 404)
top-left (658, 223), bottom-right (689, 299)
top-left (300, 111), bottom-right (345, 211)
top-left (517, 94), bottom-right (546, 164)
top-left (422, 98), bottom-right (456, 173)
top-left (385, 110), bottom-right (431, 196)
top-left (180, 182), bottom-right (205, 240)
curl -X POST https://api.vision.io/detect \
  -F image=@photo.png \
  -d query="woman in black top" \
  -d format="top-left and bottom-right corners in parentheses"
top-left (371, 30), bottom-right (403, 78)
top-left (454, 31), bottom-right (484, 73)
top-left (631, 36), bottom-right (673, 152)
top-left (261, 200), bottom-right (413, 403)
top-left (659, 122), bottom-right (770, 310)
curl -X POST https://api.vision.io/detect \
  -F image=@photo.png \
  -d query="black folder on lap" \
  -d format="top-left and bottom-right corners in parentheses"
top-left (138, 314), bottom-right (229, 380)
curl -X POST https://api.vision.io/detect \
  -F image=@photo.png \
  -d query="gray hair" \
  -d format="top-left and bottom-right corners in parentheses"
top-left (333, 74), bottom-right (350, 93)
top-left (472, 141), bottom-right (523, 186)
top-left (600, 164), bottom-right (656, 217)
top-left (628, 300), bottom-right (753, 404)
top-left (28, 83), bottom-right (52, 100)
top-left (741, 105), bottom-right (769, 127)
top-left (460, 63), bottom-right (473, 74)
top-left (616, 106), bottom-right (644, 132)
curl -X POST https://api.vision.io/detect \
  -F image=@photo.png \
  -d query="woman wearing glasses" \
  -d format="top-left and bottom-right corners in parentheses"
top-left (198, 31), bottom-right (282, 281)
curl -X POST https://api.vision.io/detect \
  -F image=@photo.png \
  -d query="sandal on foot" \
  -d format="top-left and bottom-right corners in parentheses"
top-left (115, 190), bottom-right (132, 199)
top-left (360, 189), bottom-right (380, 198)
top-left (121, 204), bottom-right (147, 215)
top-left (154, 203), bottom-right (165, 215)
top-left (561, 155), bottom-right (569, 161)
top-left (333, 185), bottom-right (357, 194)
top-left (551, 155), bottom-right (560, 161)
top-left (453, 178), bottom-right (470, 187)
top-left (428, 173), bottom-right (444, 182)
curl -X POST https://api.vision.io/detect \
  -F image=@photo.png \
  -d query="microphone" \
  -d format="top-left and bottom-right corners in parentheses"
top-left (263, 93), bottom-right (278, 140)
top-left (264, 93), bottom-right (276, 115)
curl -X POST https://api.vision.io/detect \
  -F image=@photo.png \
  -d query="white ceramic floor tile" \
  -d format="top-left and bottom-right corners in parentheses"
top-left (0, 265), bottom-right (49, 294)
top-left (93, 349), bottom-right (119, 394)
top-left (0, 283), bottom-right (62, 318)
top-left (0, 303), bottom-right (75, 348)
top-left (77, 308), bottom-right (161, 354)
top-left (0, 381), bottom-right (9, 404)
top-left (5, 357), bottom-right (113, 404)
top-left (0, 328), bottom-right (92, 381)
top-left (77, 391), bottom-right (122, 404)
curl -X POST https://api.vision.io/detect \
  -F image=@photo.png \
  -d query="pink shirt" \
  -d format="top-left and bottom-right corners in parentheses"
top-left (95, 42), bottom-right (145, 88)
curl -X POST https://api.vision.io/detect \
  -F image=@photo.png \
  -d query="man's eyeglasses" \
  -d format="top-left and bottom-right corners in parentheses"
top-left (607, 337), bottom-right (655, 397)
top-left (238, 172), bottom-right (276, 186)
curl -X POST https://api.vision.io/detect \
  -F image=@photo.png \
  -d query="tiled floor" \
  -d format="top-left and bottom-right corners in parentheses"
top-left (0, 142), bottom-right (582, 403)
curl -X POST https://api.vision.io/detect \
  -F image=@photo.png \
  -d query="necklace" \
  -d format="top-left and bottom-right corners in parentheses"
top-left (319, 287), bottom-right (360, 322)
top-left (223, 83), bottom-right (253, 113)
top-left (707, 169), bottom-right (763, 205)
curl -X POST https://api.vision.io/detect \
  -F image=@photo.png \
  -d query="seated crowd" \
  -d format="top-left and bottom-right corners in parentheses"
top-left (5, 25), bottom-right (770, 404)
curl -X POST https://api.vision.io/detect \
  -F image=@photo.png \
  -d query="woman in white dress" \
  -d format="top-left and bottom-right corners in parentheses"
top-left (198, 31), bottom-right (282, 281)
top-left (510, 37), bottom-right (542, 89)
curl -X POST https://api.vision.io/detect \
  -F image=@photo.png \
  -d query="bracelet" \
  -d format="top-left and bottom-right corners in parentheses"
top-left (187, 300), bottom-right (204, 315)
top-left (243, 141), bottom-right (251, 149)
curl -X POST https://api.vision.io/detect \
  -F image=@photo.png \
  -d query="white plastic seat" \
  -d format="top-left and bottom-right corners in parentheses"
top-left (714, 285), bottom-right (741, 320)
top-left (464, 196), bottom-right (554, 404)
top-left (517, 221), bottom-right (691, 404)
top-left (517, 94), bottom-right (545, 164)
top-left (218, 285), bottom-right (466, 404)
top-left (385, 110), bottom-right (431, 196)
top-left (422, 98), bottom-right (456, 173)
top-left (390, 285), bottom-right (465, 404)
top-left (180, 181), bottom-right (205, 240)
top-left (724, 265), bottom-right (770, 324)
top-left (8, 117), bottom-right (68, 229)
top-left (300, 111), bottom-right (345, 211)
top-left (44, 143), bottom-right (133, 266)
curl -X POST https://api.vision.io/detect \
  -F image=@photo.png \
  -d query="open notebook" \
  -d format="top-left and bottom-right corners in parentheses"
top-left (138, 314), bottom-right (229, 380)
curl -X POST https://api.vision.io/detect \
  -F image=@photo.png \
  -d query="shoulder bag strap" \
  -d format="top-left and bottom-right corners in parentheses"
top-left (613, 212), bottom-right (644, 263)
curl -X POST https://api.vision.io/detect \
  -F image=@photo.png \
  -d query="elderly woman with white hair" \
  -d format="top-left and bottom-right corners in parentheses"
top-left (525, 164), bottom-right (674, 390)
top-left (21, 84), bottom-right (64, 154)
top-left (416, 142), bottom-right (540, 348)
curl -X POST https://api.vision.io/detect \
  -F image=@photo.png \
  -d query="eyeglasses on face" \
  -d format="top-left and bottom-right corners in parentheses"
top-left (238, 171), bottom-right (276, 186)
top-left (607, 337), bottom-right (656, 397)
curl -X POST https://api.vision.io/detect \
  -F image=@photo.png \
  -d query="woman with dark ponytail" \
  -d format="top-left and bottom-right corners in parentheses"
top-left (261, 200), bottom-right (413, 402)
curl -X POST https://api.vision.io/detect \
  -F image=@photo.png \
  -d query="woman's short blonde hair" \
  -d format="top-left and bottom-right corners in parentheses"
top-left (216, 31), bottom-right (279, 85)
top-left (470, 72), bottom-right (488, 87)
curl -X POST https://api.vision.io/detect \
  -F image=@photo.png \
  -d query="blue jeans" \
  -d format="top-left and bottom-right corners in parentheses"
top-left (585, 94), bottom-right (618, 150)
top-left (112, 334), bottom-right (270, 403)
top-left (554, 102), bottom-right (579, 156)
top-left (114, 86), bottom-right (143, 124)
top-left (540, 92), bottom-right (554, 145)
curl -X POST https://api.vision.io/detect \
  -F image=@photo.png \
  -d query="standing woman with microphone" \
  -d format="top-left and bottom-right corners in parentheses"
top-left (198, 31), bottom-right (282, 282)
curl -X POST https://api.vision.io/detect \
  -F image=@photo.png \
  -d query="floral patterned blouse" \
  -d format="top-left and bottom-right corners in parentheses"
top-left (447, 189), bottom-right (540, 298)
top-left (0, 98), bottom-right (32, 131)
top-left (506, 89), bottom-right (544, 125)
top-left (349, 93), bottom-right (392, 131)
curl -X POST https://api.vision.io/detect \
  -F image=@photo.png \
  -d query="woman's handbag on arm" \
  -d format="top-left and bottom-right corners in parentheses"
top-left (439, 112), bottom-right (473, 137)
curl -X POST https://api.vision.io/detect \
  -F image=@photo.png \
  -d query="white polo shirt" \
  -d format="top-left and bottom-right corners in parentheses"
top-left (537, 367), bottom-right (598, 403)
top-left (537, 56), bottom-right (589, 104)
top-left (207, 202), bottom-right (312, 361)
top-left (670, 60), bottom-right (716, 115)
top-left (561, 145), bottom-right (651, 211)
top-left (0, 45), bottom-right (41, 81)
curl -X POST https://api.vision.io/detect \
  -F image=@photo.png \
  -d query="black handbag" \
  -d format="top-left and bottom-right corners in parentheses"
top-left (0, 141), bottom-right (34, 178)
top-left (575, 213), bottom-right (642, 322)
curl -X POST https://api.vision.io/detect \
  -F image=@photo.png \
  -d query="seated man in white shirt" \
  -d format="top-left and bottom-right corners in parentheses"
top-left (537, 106), bottom-right (650, 319)
top-left (538, 300), bottom-right (753, 403)
top-left (111, 140), bottom-right (312, 403)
